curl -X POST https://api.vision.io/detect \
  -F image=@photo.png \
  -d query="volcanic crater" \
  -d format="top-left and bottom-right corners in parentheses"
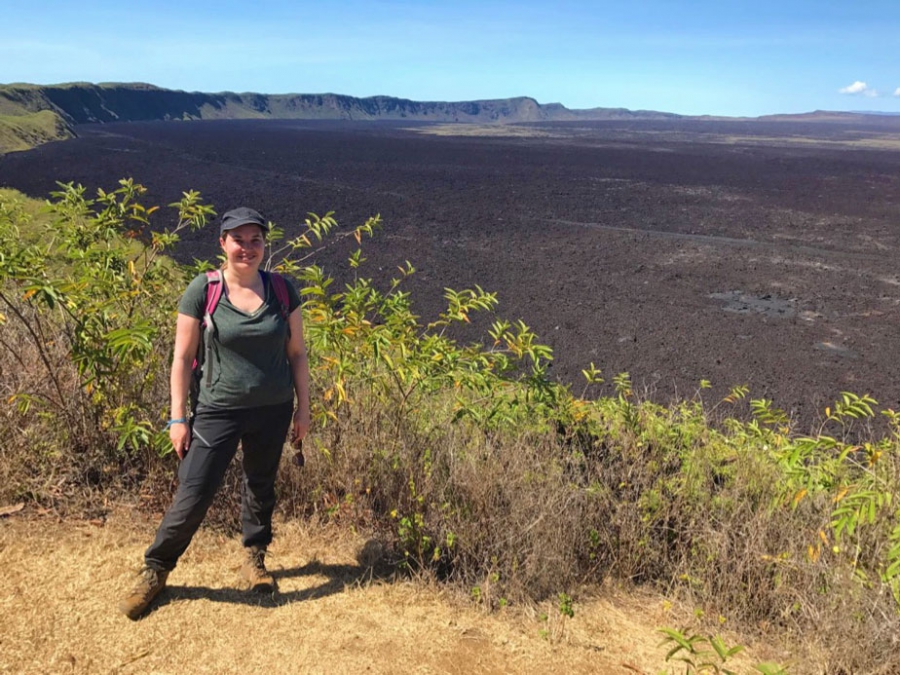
top-left (2, 117), bottom-right (899, 427)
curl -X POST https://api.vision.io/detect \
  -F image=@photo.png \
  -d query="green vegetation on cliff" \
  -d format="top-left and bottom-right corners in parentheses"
top-left (0, 110), bottom-right (73, 154)
top-left (0, 83), bottom-right (81, 153)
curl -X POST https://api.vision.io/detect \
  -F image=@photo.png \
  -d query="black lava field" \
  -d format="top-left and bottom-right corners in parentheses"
top-left (3, 118), bottom-right (900, 428)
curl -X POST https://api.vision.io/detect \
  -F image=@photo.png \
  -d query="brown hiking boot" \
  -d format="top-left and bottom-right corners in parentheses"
top-left (119, 567), bottom-right (169, 620)
top-left (241, 545), bottom-right (275, 592)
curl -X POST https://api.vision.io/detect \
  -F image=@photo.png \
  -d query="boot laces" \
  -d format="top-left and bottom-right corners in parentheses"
top-left (249, 549), bottom-right (267, 574)
top-left (132, 567), bottom-right (161, 598)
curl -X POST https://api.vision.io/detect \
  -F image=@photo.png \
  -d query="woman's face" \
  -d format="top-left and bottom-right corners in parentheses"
top-left (220, 223), bottom-right (266, 271)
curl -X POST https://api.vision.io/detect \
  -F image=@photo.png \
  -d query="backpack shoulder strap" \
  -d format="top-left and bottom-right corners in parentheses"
top-left (200, 269), bottom-right (224, 389)
top-left (203, 269), bottom-right (224, 327)
top-left (265, 271), bottom-right (291, 321)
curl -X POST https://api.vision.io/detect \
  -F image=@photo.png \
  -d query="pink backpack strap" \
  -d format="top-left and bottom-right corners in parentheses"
top-left (203, 269), bottom-right (224, 327)
top-left (200, 270), bottom-right (224, 388)
top-left (267, 271), bottom-right (291, 321)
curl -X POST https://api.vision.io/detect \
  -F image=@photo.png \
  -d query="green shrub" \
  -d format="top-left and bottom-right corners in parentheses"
top-left (0, 181), bottom-right (214, 501)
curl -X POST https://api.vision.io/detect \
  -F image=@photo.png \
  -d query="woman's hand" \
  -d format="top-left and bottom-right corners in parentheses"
top-left (170, 422), bottom-right (191, 460)
top-left (291, 408), bottom-right (309, 448)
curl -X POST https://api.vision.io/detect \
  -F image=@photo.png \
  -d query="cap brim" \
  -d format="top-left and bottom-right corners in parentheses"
top-left (221, 219), bottom-right (269, 232)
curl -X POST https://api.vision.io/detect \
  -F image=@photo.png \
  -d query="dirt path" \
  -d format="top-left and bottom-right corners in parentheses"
top-left (0, 511), bottom-right (787, 674)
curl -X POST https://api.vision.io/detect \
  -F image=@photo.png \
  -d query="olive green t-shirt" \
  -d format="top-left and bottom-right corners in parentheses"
top-left (179, 272), bottom-right (302, 409)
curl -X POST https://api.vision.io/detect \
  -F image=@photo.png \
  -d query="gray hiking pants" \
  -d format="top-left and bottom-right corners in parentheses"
top-left (144, 401), bottom-right (293, 571)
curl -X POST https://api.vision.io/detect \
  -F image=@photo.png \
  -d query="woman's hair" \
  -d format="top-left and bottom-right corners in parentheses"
top-left (219, 232), bottom-right (229, 271)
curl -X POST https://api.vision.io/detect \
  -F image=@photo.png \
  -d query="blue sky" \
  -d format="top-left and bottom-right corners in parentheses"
top-left (2, 0), bottom-right (899, 117)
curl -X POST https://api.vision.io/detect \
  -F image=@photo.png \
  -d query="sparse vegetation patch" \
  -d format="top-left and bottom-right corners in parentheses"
top-left (0, 110), bottom-right (73, 154)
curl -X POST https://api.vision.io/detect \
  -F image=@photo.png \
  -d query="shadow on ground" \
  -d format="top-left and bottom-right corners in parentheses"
top-left (147, 539), bottom-right (395, 616)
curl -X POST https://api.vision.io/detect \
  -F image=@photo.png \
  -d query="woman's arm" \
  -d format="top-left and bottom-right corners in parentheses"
top-left (170, 312), bottom-right (201, 459)
top-left (285, 306), bottom-right (310, 445)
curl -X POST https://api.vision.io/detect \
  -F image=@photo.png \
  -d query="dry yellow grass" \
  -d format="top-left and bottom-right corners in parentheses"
top-left (0, 510), bottom-right (793, 675)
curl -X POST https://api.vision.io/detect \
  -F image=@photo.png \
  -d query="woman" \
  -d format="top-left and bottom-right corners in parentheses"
top-left (120, 207), bottom-right (310, 620)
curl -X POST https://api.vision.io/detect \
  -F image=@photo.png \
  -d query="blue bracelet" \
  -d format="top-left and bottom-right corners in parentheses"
top-left (166, 418), bottom-right (187, 429)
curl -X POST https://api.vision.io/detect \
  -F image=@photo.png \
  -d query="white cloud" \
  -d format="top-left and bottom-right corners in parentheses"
top-left (894, 88), bottom-right (900, 97)
top-left (839, 81), bottom-right (871, 95)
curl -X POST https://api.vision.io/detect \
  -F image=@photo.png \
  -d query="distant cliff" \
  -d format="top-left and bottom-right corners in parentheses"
top-left (0, 81), bottom-right (681, 126)
top-left (6, 81), bottom-right (889, 155)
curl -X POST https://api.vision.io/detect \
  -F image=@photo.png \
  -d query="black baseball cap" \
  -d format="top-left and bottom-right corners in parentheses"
top-left (220, 207), bottom-right (269, 236)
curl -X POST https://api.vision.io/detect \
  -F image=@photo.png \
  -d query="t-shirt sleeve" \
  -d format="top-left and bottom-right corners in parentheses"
top-left (177, 273), bottom-right (208, 319)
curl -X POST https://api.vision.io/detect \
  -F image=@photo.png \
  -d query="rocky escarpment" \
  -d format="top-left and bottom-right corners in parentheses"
top-left (0, 82), bottom-right (682, 127)
top-left (0, 82), bottom-right (686, 154)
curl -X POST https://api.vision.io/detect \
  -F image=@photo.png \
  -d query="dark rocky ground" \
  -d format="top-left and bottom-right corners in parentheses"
top-left (3, 118), bottom-right (900, 429)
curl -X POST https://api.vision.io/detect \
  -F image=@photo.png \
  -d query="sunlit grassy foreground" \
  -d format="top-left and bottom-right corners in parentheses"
top-left (4, 513), bottom-right (714, 675)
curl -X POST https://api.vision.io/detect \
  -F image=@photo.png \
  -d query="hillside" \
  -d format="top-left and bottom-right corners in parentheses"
top-left (0, 109), bottom-right (73, 153)
top-left (4, 81), bottom-right (897, 155)
top-left (0, 81), bottom-right (685, 153)
top-left (0, 82), bottom-right (683, 126)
